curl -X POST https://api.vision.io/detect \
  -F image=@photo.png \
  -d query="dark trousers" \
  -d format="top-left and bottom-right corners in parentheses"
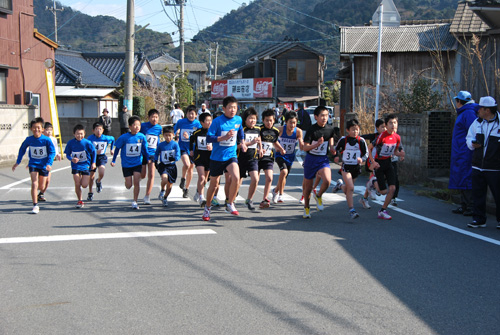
top-left (392, 161), bottom-right (400, 198)
top-left (121, 128), bottom-right (129, 135)
top-left (472, 169), bottom-right (500, 224)
top-left (460, 189), bottom-right (473, 210)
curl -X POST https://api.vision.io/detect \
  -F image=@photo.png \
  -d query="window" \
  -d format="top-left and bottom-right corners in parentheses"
top-left (0, 0), bottom-right (12, 14)
top-left (0, 70), bottom-right (6, 104)
top-left (288, 60), bottom-right (306, 81)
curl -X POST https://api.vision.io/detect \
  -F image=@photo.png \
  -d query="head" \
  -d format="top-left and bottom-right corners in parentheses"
top-left (199, 112), bottom-right (212, 129)
top-left (375, 119), bottom-right (386, 134)
top-left (346, 119), bottom-right (360, 137)
top-left (185, 105), bottom-right (197, 121)
top-left (122, 105), bottom-right (128, 113)
top-left (102, 108), bottom-right (109, 115)
top-left (93, 122), bottom-right (104, 137)
top-left (222, 96), bottom-right (238, 118)
top-left (30, 117), bottom-right (45, 138)
top-left (314, 106), bottom-right (329, 127)
top-left (454, 91), bottom-right (472, 108)
top-left (43, 122), bottom-right (53, 137)
top-left (298, 102), bottom-right (304, 110)
top-left (285, 111), bottom-right (298, 132)
top-left (384, 114), bottom-right (398, 134)
top-left (242, 107), bottom-right (258, 128)
top-left (201, 103), bottom-right (207, 111)
top-left (128, 115), bottom-right (141, 134)
top-left (262, 109), bottom-right (275, 129)
top-left (477, 96), bottom-right (498, 120)
top-left (147, 109), bottom-right (160, 125)
top-left (174, 103), bottom-right (180, 109)
top-left (163, 126), bottom-right (174, 142)
top-left (73, 124), bottom-right (85, 141)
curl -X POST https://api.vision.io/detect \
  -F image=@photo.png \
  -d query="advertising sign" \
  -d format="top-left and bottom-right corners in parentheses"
top-left (211, 78), bottom-right (273, 99)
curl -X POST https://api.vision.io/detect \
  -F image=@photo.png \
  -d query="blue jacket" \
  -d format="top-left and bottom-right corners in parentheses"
top-left (449, 102), bottom-right (478, 189)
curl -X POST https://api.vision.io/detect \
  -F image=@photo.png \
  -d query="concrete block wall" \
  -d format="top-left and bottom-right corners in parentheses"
top-left (0, 105), bottom-right (36, 166)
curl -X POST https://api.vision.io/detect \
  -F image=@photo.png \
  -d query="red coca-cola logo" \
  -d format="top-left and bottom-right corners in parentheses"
top-left (254, 81), bottom-right (271, 94)
top-left (212, 81), bottom-right (227, 97)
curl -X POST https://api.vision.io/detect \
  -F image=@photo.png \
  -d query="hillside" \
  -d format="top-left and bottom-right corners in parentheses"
top-left (33, 0), bottom-right (173, 54)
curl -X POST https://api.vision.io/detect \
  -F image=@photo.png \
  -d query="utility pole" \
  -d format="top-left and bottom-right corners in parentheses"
top-left (45, 0), bottom-right (64, 44)
top-left (164, 0), bottom-right (186, 73)
top-left (207, 46), bottom-right (213, 78)
top-left (214, 42), bottom-right (219, 80)
top-left (124, 0), bottom-right (135, 112)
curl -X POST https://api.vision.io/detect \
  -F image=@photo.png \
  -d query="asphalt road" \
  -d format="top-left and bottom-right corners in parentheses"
top-left (0, 158), bottom-right (499, 334)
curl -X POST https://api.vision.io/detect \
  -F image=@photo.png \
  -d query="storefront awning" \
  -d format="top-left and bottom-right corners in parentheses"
top-left (56, 86), bottom-right (116, 98)
top-left (278, 96), bottom-right (319, 103)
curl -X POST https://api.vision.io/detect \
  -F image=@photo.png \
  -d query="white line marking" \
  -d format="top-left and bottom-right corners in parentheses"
top-left (0, 229), bottom-right (217, 244)
top-left (1, 166), bottom-right (71, 190)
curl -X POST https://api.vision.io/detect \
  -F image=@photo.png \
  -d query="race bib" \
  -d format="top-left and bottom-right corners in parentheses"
top-left (310, 140), bottom-right (327, 155)
top-left (245, 133), bottom-right (258, 149)
top-left (161, 150), bottom-right (175, 164)
top-left (93, 141), bottom-right (107, 155)
top-left (262, 142), bottom-right (273, 157)
top-left (379, 143), bottom-right (396, 157)
top-left (146, 134), bottom-right (158, 149)
top-left (279, 137), bottom-right (296, 155)
top-left (126, 143), bottom-right (142, 157)
top-left (30, 146), bottom-right (47, 159)
top-left (342, 147), bottom-right (359, 165)
top-left (220, 130), bottom-right (236, 147)
top-left (181, 128), bottom-right (194, 142)
top-left (71, 151), bottom-right (87, 161)
top-left (197, 136), bottom-right (208, 150)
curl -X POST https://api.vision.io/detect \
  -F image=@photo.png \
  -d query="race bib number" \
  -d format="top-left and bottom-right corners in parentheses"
top-left (279, 137), bottom-right (296, 155)
top-left (342, 147), bottom-right (359, 165)
top-left (30, 146), bottom-right (47, 159)
top-left (262, 142), bottom-right (273, 157)
top-left (220, 131), bottom-right (236, 147)
top-left (161, 150), bottom-right (175, 164)
top-left (126, 143), bottom-right (141, 157)
top-left (245, 133), bottom-right (258, 149)
top-left (197, 136), bottom-right (208, 150)
top-left (71, 151), bottom-right (87, 161)
top-left (181, 128), bottom-right (194, 142)
top-left (146, 134), bottom-right (158, 149)
top-left (380, 143), bottom-right (396, 157)
top-left (310, 140), bottom-right (327, 155)
top-left (93, 141), bottom-right (107, 155)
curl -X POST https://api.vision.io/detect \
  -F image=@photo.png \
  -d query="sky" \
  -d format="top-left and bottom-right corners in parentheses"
top-left (57, 0), bottom-right (245, 45)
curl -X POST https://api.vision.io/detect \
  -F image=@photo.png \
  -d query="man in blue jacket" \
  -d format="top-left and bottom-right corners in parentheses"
top-left (449, 91), bottom-right (478, 216)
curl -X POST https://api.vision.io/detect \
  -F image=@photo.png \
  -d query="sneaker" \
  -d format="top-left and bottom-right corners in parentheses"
top-left (225, 203), bottom-right (239, 215)
top-left (359, 197), bottom-right (371, 209)
top-left (37, 193), bottom-right (46, 202)
top-left (246, 199), bottom-right (256, 210)
top-left (158, 190), bottom-right (165, 200)
top-left (390, 198), bottom-right (398, 207)
top-left (96, 181), bottom-right (102, 193)
top-left (378, 209), bottom-right (392, 220)
top-left (143, 196), bottom-right (151, 205)
top-left (182, 188), bottom-right (189, 198)
top-left (179, 178), bottom-right (186, 190)
top-left (272, 189), bottom-right (279, 204)
top-left (277, 195), bottom-right (284, 203)
top-left (162, 198), bottom-right (168, 207)
top-left (467, 221), bottom-right (486, 228)
top-left (211, 197), bottom-right (220, 207)
top-left (202, 206), bottom-right (211, 221)
top-left (332, 179), bottom-right (343, 193)
top-left (259, 199), bottom-right (270, 209)
top-left (194, 191), bottom-right (200, 202)
top-left (303, 207), bottom-right (311, 219)
top-left (370, 189), bottom-right (379, 200)
top-left (299, 195), bottom-right (305, 204)
top-left (87, 193), bottom-right (94, 201)
top-left (32, 205), bottom-right (40, 214)
top-left (76, 200), bottom-right (84, 209)
top-left (350, 209), bottom-right (360, 219)
top-left (314, 192), bottom-right (324, 211)
top-left (131, 201), bottom-right (139, 210)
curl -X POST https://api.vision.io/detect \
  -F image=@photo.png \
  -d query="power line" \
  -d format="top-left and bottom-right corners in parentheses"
top-left (269, 0), bottom-right (337, 29)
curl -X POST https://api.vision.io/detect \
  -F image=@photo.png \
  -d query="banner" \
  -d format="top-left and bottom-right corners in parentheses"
top-left (211, 78), bottom-right (273, 99)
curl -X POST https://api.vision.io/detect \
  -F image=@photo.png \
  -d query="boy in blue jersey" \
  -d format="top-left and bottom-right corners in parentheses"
top-left (87, 122), bottom-right (115, 201)
top-left (140, 109), bottom-right (163, 204)
top-left (174, 105), bottom-right (202, 198)
top-left (154, 126), bottom-right (181, 207)
top-left (202, 96), bottom-right (246, 221)
top-left (64, 124), bottom-right (97, 209)
top-left (12, 117), bottom-right (56, 214)
top-left (111, 116), bottom-right (149, 210)
top-left (37, 122), bottom-right (61, 202)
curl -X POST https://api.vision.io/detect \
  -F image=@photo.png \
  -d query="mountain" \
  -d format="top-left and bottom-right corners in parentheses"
top-left (33, 0), bottom-right (173, 54)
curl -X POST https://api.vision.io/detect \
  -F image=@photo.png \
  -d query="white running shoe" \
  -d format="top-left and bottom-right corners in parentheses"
top-left (313, 192), bottom-right (324, 211)
top-left (303, 207), bottom-right (311, 219)
top-left (158, 190), bottom-right (165, 200)
top-left (378, 209), bottom-right (392, 220)
top-left (143, 196), bottom-right (151, 205)
top-left (272, 189), bottom-right (279, 204)
top-left (225, 203), bottom-right (239, 215)
top-left (132, 201), bottom-right (140, 210)
top-left (359, 197), bottom-right (371, 209)
top-left (332, 179), bottom-right (343, 193)
top-left (32, 205), bottom-right (40, 214)
top-left (299, 195), bottom-right (305, 204)
top-left (277, 195), bottom-right (284, 203)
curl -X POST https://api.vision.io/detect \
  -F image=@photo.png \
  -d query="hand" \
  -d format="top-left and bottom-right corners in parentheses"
top-left (472, 142), bottom-right (481, 149)
top-left (357, 157), bottom-right (363, 164)
top-left (399, 151), bottom-right (405, 162)
top-left (46, 165), bottom-right (52, 172)
top-left (56, 154), bottom-right (61, 161)
top-left (110, 150), bottom-right (114, 156)
top-left (91, 163), bottom-right (96, 170)
top-left (317, 137), bottom-right (324, 146)
top-left (334, 157), bottom-right (339, 163)
top-left (207, 143), bottom-right (212, 151)
top-left (190, 151), bottom-right (194, 157)
top-left (111, 162), bottom-right (115, 167)
top-left (183, 131), bottom-right (189, 140)
top-left (12, 163), bottom-right (18, 172)
top-left (280, 148), bottom-right (286, 155)
top-left (372, 161), bottom-right (380, 170)
top-left (258, 149), bottom-right (263, 158)
top-left (241, 142), bottom-right (247, 153)
top-left (72, 157), bottom-right (79, 164)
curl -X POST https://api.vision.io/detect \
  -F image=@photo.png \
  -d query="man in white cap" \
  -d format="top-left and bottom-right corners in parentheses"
top-left (466, 96), bottom-right (500, 229)
top-left (197, 103), bottom-right (210, 119)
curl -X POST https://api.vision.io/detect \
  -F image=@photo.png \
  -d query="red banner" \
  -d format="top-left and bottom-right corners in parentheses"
top-left (211, 78), bottom-right (273, 99)
top-left (253, 78), bottom-right (273, 98)
top-left (211, 80), bottom-right (227, 99)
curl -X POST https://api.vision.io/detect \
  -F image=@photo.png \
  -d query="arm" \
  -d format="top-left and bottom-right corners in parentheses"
top-left (46, 138), bottom-right (56, 170)
top-left (367, 142), bottom-right (379, 170)
top-left (111, 141), bottom-right (121, 167)
top-left (303, 137), bottom-right (324, 152)
top-left (13, 138), bottom-right (29, 171)
top-left (296, 128), bottom-right (304, 151)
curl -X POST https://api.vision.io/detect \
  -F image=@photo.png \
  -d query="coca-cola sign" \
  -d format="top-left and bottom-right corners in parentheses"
top-left (254, 78), bottom-right (273, 98)
top-left (211, 80), bottom-right (227, 98)
top-left (211, 78), bottom-right (273, 99)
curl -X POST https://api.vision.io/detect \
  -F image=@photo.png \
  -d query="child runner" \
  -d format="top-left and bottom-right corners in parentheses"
top-left (190, 112), bottom-right (213, 207)
top-left (64, 124), bottom-right (97, 208)
top-left (368, 114), bottom-right (405, 220)
top-left (154, 126), bottom-right (181, 207)
top-left (333, 119), bottom-right (368, 219)
top-left (12, 117), bottom-right (56, 214)
top-left (302, 106), bottom-right (336, 219)
top-left (87, 122), bottom-right (115, 200)
top-left (174, 105), bottom-right (202, 198)
top-left (111, 116), bottom-right (149, 210)
top-left (140, 109), bottom-right (163, 204)
top-left (37, 122), bottom-right (61, 202)
top-left (203, 96), bottom-right (246, 221)
top-left (272, 111), bottom-right (303, 203)
top-left (237, 107), bottom-right (261, 210)
top-left (258, 109), bottom-right (285, 208)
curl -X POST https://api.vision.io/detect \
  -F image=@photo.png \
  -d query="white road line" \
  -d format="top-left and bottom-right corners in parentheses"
top-left (0, 229), bottom-right (217, 244)
top-left (1, 166), bottom-right (71, 190)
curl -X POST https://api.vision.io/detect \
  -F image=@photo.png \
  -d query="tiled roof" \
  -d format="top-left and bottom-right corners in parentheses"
top-left (340, 23), bottom-right (457, 53)
top-left (151, 62), bottom-right (208, 73)
top-left (450, 1), bottom-right (490, 33)
top-left (83, 52), bottom-right (147, 84)
top-left (249, 42), bottom-right (324, 61)
top-left (150, 52), bottom-right (179, 63)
